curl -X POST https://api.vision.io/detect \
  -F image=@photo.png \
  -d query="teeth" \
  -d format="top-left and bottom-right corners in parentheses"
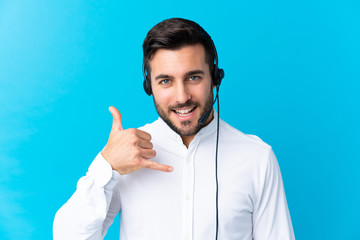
top-left (175, 107), bottom-right (195, 116)
top-left (176, 108), bottom-right (192, 114)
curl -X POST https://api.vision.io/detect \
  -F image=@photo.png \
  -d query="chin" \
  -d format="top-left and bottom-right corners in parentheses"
top-left (175, 120), bottom-right (201, 136)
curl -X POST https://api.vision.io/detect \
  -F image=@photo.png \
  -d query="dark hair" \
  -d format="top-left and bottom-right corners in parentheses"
top-left (142, 18), bottom-right (216, 80)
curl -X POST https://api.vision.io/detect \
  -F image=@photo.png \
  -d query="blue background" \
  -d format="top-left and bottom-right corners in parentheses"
top-left (0, 0), bottom-right (359, 239)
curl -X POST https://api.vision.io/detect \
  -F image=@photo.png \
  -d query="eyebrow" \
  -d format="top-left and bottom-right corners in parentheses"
top-left (185, 70), bottom-right (205, 78)
top-left (154, 70), bottom-right (205, 80)
top-left (155, 74), bottom-right (172, 80)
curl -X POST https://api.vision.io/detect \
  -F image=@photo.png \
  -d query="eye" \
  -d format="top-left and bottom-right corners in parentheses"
top-left (159, 79), bottom-right (171, 85)
top-left (189, 76), bottom-right (200, 81)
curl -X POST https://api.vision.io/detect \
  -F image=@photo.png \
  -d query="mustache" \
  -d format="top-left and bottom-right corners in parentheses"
top-left (169, 100), bottom-right (199, 110)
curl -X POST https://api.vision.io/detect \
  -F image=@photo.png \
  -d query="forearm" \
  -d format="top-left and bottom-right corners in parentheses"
top-left (53, 153), bottom-right (121, 240)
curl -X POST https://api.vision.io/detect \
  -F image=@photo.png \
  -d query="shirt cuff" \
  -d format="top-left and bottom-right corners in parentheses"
top-left (88, 152), bottom-right (121, 189)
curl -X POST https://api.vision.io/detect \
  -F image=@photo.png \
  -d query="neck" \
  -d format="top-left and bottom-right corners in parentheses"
top-left (181, 110), bottom-right (214, 148)
top-left (181, 135), bottom-right (194, 148)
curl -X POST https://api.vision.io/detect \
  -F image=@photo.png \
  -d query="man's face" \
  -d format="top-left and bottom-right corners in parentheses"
top-left (149, 44), bottom-right (214, 137)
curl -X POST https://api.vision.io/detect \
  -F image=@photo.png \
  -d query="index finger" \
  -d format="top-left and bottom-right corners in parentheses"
top-left (136, 129), bottom-right (152, 141)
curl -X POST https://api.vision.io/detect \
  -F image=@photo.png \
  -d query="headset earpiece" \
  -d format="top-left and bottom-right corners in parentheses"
top-left (143, 77), bottom-right (152, 96)
top-left (211, 39), bottom-right (224, 88)
top-left (213, 67), bottom-right (224, 87)
top-left (143, 63), bottom-right (152, 96)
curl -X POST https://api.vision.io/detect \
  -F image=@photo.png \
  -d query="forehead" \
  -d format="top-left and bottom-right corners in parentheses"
top-left (149, 44), bottom-right (209, 76)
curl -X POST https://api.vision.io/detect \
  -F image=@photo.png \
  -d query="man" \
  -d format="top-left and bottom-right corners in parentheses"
top-left (53, 18), bottom-right (295, 239)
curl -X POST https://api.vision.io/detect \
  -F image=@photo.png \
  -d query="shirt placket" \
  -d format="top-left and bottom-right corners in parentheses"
top-left (182, 144), bottom-right (196, 240)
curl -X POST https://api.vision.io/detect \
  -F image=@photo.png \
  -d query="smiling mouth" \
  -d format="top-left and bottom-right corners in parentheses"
top-left (172, 106), bottom-right (197, 117)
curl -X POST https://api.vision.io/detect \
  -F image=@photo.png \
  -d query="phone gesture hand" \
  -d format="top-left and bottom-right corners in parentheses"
top-left (102, 106), bottom-right (173, 175)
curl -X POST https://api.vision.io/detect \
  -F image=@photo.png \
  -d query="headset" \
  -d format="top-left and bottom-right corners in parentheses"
top-left (142, 41), bottom-right (224, 240)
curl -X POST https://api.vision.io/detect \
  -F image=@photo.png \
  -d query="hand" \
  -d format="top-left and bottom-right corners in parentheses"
top-left (101, 106), bottom-right (174, 175)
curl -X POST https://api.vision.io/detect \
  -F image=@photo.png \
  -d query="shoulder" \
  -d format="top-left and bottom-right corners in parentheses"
top-left (219, 119), bottom-right (273, 164)
top-left (220, 119), bottom-right (271, 150)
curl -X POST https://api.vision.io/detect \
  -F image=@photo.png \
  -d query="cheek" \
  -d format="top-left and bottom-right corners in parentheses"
top-left (153, 91), bottom-right (173, 108)
top-left (196, 84), bottom-right (213, 102)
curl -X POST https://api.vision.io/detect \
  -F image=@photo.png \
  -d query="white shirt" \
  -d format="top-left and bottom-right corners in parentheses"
top-left (53, 114), bottom-right (295, 240)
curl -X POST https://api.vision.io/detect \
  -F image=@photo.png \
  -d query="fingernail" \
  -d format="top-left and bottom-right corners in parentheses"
top-left (168, 166), bottom-right (174, 172)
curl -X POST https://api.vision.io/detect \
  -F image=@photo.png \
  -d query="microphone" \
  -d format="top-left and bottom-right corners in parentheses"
top-left (198, 87), bottom-right (219, 126)
top-left (198, 107), bottom-right (213, 126)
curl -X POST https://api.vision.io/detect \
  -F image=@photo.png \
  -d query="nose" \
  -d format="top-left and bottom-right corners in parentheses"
top-left (174, 81), bottom-right (190, 104)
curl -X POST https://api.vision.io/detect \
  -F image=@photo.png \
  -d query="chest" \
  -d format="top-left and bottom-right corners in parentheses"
top-left (118, 141), bottom-right (257, 239)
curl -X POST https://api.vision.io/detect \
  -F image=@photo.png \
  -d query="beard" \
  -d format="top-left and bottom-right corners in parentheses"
top-left (153, 92), bottom-right (214, 137)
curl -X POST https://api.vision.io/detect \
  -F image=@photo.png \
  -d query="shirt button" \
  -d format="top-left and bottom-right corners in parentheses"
top-left (185, 195), bottom-right (190, 200)
top-left (187, 157), bottom-right (192, 162)
top-left (185, 235), bottom-right (190, 240)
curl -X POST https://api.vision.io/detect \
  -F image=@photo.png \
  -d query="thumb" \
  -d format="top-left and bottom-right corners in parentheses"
top-left (109, 106), bottom-right (123, 131)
